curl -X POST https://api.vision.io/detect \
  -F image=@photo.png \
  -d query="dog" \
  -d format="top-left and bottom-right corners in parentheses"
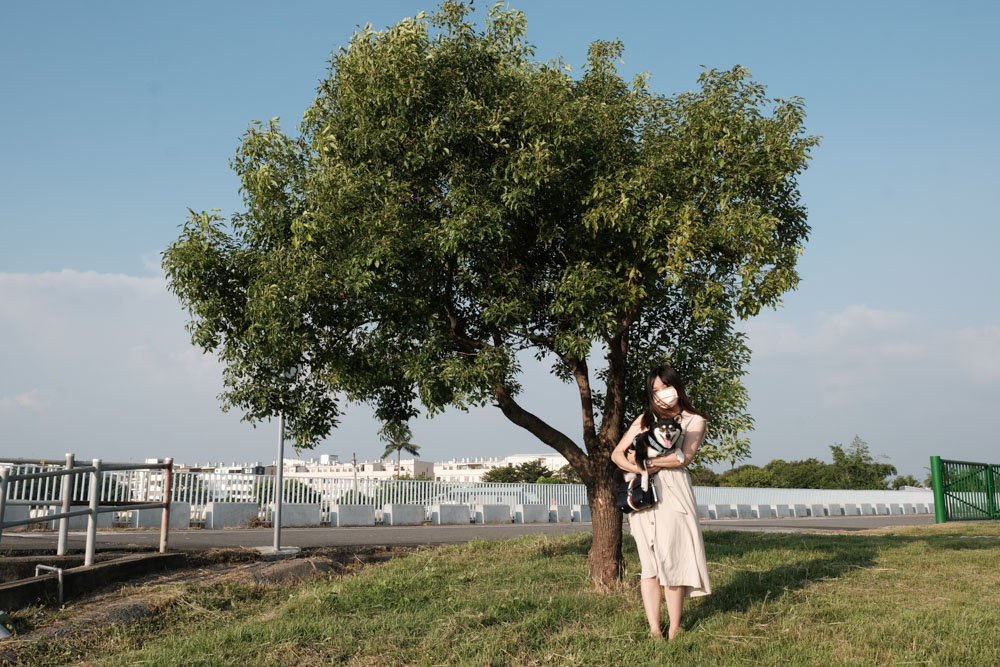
top-left (625, 417), bottom-right (685, 493)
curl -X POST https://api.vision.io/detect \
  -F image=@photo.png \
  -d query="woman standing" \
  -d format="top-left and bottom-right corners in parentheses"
top-left (611, 364), bottom-right (712, 639)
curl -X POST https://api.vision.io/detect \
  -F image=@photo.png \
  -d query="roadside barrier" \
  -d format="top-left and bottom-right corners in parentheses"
top-left (0, 456), bottom-right (173, 564)
top-left (3, 453), bottom-right (938, 532)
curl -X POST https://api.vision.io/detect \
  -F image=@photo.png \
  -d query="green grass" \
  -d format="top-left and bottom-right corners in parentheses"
top-left (10, 523), bottom-right (1000, 665)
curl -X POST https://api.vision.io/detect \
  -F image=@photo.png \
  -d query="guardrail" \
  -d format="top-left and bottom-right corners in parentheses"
top-left (3, 454), bottom-right (940, 529)
top-left (172, 472), bottom-right (589, 524)
top-left (0, 456), bottom-right (173, 565)
top-left (930, 455), bottom-right (999, 523)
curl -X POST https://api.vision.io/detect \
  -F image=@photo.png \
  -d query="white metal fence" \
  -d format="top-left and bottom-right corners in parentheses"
top-left (170, 472), bottom-right (589, 523)
top-left (692, 486), bottom-right (934, 507)
top-left (4, 461), bottom-right (936, 526)
top-left (1, 457), bottom-right (173, 564)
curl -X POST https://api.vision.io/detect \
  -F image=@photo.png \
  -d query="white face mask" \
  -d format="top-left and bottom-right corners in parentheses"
top-left (653, 386), bottom-right (679, 409)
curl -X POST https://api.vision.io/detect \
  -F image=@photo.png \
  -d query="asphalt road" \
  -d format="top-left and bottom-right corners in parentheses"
top-left (0, 514), bottom-right (935, 553)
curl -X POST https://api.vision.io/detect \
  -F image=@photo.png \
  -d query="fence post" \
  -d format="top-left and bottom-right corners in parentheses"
top-left (986, 464), bottom-right (997, 520)
top-left (930, 456), bottom-right (946, 524)
top-left (85, 458), bottom-right (102, 566)
top-left (0, 466), bottom-right (10, 548)
top-left (57, 452), bottom-right (75, 556)
top-left (159, 458), bottom-right (173, 554)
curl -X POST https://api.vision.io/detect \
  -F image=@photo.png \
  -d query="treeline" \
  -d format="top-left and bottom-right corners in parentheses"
top-left (482, 460), bottom-right (581, 484)
top-left (690, 436), bottom-right (923, 490)
top-left (482, 436), bottom-right (923, 490)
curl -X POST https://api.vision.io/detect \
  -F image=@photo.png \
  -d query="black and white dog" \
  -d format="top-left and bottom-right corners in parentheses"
top-left (625, 417), bottom-right (685, 493)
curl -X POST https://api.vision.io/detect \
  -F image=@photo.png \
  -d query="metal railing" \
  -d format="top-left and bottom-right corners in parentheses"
top-left (930, 455), bottom-right (999, 523)
top-left (0, 455), bottom-right (173, 565)
top-left (171, 472), bottom-right (589, 523)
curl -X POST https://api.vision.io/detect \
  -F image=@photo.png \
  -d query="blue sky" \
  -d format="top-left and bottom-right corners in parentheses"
top-left (2, 1), bottom-right (998, 477)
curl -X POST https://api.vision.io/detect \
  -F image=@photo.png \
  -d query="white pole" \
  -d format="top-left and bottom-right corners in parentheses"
top-left (85, 458), bottom-right (102, 567)
top-left (273, 414), bottom-right (285, 550)
top-left (0, 466), bottom-right (10, 548)
top-left (57, 452), bottom-right (74, 556)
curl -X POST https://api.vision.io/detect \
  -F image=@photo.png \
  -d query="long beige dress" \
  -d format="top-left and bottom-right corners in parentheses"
top-left (627, 410), bottom-right (712, 597)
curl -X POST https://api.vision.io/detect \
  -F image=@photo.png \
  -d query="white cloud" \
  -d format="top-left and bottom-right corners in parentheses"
top-left (5, 270), bottom-right (995, 475)
top-left (741, 304), bottom-right (1000, 475)
top-left (0, 389), bottom-right (48, 414)
top-left (141, 253), bottom-right (166, 278)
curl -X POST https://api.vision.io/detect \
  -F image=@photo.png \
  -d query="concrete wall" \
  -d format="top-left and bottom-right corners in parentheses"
top-left (429, 504), bottom-right (469, 525)
top-left (130, 503), bottom-right (191, 530)
top-left (383, 504), bottom-right (425, 526)
top-left (205, 502), bottom-right (258, 529)
top-left (513, 504), bottom-right (547, 524)
top-left (1, 506), bottom-right (29, 526)
top-left (549, 505), bottom-right (572, 523)
top-left (331, 504), bottom-right (375, 527)
top-left (269, 503), bottom-right (321, 527)
top-left (474, 504), bottom-right (510, 524)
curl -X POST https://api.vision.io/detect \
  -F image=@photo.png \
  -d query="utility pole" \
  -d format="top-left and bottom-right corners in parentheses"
top-left (353, 452), bottom-right (358, 501)
top-left (273, 413), bottom-right (285, 550)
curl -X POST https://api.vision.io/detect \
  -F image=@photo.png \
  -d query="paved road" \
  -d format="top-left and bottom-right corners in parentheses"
top-left (1, 514), bottom-right (935, 553)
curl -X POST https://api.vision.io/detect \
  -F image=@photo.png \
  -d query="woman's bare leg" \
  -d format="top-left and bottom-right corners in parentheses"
top-left (640, 577), bottom-right (663, 637)
top-left (663, 585), bottom-right (686, 639)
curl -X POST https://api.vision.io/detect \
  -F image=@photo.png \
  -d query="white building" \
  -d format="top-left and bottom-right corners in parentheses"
top-left (434, 454), bottom-right (569, 482)
top-left (284, 458), bottom-right (435, 480)
top-left (176, 452), bottom-right (570, 484)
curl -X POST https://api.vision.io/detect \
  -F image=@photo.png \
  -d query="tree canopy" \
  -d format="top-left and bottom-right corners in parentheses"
top-left (163, 1), bottom-right (817, 586)
top-left (481, 459), bottom-right (561, 483)
top-left (701, 436), bottom-right (902, 489)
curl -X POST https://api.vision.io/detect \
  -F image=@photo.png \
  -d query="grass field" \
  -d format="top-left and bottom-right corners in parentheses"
top-left (7, 523), bottom-right (1000, 665)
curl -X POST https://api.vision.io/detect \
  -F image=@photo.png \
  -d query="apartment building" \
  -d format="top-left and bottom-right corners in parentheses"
top-left (174, 453), bottom-right (569, 483)
top-left (434, 454), bottom-right (569, 482)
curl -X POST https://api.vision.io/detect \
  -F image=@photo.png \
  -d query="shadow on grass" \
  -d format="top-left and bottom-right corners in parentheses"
top-left (682, 532), bottom-right (880, 626)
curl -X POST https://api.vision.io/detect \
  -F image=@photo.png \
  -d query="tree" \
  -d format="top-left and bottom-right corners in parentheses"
top-left (379, 421), bottom-right (421, 479)
top-left (891, 474), bottom-right (921, 490)
top-left (162, 2), bottom-right (817, 587)
top-left (535, 475), bottom-right (567, 484)
top-left (688, 466), bottom-right (719, 486)
top-left (514, 460), bottom-right (553, 483)
top-left (556, 464), bottom-right (582, 484)
top-left (763, 457), bottom-right (837, 489)
top-left (829, 436), bottom-right (896, 490)
top-left (481, 460), bottom-right (555, 483)
top-left (717, 464), bottom-right (777, 488)
top-left (481, 466), bottom-right (522, 483)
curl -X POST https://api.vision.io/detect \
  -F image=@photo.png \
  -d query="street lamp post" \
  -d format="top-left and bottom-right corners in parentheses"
top-left (255, 365), bottom-right (300, 560)
top-left (273, 412), bottom-right (286, 550)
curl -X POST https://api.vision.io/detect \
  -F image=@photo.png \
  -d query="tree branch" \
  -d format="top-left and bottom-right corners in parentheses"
top-left (598, 307), bottom-right (638, 447)
top-left (569, 357), bottom-right (599, 454)
top-left (493, 384), bottom-right (590, 476)
top-left (518, 330), bottom-right (598, 454)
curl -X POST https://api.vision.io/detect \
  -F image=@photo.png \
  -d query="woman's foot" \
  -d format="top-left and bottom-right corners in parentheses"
top-left (649, 630), bottom-right (664, 640)
top-left (667, 626), bottom-right (681, 640)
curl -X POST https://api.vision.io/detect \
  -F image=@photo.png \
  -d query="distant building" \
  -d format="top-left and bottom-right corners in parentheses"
top-left (174, 453), bottom-right (570, 484)
top-left (284, 458), bottom-right (435, 481)
top-left (434, 454), bottom-right (569, 482)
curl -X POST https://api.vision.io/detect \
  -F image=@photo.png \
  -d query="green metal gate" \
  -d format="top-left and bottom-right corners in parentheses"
top-left (929, 456), bottom-right (1000, 523)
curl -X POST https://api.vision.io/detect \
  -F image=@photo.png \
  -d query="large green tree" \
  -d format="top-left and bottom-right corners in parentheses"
top-left (163, 2), bottom-right (817, 587)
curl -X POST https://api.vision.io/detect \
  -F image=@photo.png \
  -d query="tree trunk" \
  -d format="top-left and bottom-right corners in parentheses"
top-left (586, 463), bottom-right (624, 588)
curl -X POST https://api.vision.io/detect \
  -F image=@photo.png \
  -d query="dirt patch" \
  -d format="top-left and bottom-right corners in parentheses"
top-left (0, 545), bottom-right (417, 664)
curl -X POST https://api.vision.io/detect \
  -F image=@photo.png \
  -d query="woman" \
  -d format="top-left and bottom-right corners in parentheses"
top-left (611, 364), bottom-right (712, 640)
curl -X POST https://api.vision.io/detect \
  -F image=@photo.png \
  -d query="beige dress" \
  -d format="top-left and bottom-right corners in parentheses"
top-left (627, 410), bottom-right (712, 597)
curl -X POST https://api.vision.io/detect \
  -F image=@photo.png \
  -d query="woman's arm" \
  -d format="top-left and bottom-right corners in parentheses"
top-left (648, 416), bottom-right (707, 469)
top-left (611, 416), bottom-right (646, 475)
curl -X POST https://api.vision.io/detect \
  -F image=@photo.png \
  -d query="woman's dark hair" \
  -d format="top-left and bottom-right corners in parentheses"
top-left (640, 364), bottom-right (707, 429)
